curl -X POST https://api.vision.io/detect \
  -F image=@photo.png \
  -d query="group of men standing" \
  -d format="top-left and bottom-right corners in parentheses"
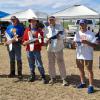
top-left (4, 15), bottom-right (97, 94)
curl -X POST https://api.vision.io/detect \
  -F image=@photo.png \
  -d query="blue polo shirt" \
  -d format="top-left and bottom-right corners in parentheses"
top-left (6, 23), bottom-right (24, 38)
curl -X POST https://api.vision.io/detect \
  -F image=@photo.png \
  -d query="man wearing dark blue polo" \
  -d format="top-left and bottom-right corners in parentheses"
top-left (5, 16), bottom-right (24, 79)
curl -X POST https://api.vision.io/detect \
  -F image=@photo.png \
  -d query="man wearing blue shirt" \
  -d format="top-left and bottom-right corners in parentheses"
top-left (5, 16), bottom-right (24, 79)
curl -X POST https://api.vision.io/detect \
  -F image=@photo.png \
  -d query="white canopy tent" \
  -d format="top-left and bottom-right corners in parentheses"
top-left (1, 9), bottom-right (48, 21)
top-left (52, 5), bottom-right (99, 19)
top-left (35, 11), bottom-right (48, 19)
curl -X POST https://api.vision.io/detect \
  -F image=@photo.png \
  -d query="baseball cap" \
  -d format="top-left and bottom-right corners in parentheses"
top-left (49, 16), bottom-right (56, 20)
top-left (79, 19), bottom-right (87, 24)
top-left (10, 16), bottom-right (17, 20)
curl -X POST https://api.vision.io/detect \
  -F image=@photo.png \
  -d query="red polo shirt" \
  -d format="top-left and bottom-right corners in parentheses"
top-left (22, 28), bottom-right (44, 51)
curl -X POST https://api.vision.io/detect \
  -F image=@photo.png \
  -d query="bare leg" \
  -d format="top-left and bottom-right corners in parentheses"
top-left (85, 60), bottom-right (93, 86)
top-left (76, 59), bottom-right (85, 83)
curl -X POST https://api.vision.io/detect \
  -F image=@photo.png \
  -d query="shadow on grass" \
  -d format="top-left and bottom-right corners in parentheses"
top-left (0, 74), bottom-right (10, 78)
top-left (66, 74), bottom-right (100, 90)
top-left (0, 74), bottom-right (100, 89)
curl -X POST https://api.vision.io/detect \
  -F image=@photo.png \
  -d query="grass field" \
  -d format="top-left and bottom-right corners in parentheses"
top-left (0, 45), bottom-right (100, 100)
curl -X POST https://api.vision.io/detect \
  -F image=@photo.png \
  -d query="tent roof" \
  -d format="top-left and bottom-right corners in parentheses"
top-left (1, 9), bottom-right (37, 21)
top-left (52, 5), bottom-right (99, 19)
top-left (1, 9), bottom-right (48, 21)
top-left (0, 11), bottom-right (9, 18)
top-left (35, 11), bottom-right (48, 19)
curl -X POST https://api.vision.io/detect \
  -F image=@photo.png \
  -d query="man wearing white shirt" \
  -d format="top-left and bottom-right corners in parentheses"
top-left (45, 16), bottom-right (68, 86)
top-left (73, 19), bottom-right (96, 93)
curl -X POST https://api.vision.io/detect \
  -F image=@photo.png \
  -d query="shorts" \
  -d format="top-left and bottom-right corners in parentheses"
top-left (76, 59), bottom-right (93, 70)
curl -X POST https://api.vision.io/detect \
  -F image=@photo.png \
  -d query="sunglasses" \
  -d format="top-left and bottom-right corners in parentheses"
top-left (11, 19), bottom-right (17, 21)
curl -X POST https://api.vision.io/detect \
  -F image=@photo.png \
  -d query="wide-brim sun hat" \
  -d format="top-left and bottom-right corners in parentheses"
top-left (28, 17), bottom-right (38, 22)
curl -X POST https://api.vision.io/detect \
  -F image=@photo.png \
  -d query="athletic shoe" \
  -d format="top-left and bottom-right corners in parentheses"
top-left (87, 86), bottom-right (94, 94)
top-left (77, 83), bottom-right (86, 88)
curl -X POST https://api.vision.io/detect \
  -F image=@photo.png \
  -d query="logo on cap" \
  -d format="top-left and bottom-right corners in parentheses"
top-left (79, 19), bottom-right (87, 24)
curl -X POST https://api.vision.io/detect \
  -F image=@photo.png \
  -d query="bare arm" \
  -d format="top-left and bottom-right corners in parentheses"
top-left (82, 40), bottom-right (96, 48)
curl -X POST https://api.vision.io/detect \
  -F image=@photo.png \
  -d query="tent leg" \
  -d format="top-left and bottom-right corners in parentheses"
top-left (63, 19), bottom-right (64, 28)
top-left (99, 18), bottom-right (100, 31)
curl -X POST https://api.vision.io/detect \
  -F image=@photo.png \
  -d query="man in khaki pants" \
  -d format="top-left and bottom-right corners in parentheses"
top-left (45, 16), bottom-right (68, 86)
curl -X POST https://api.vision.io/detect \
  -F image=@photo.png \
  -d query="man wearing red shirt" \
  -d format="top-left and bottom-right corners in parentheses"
top-left (23, 17), bottom-right (46, 84)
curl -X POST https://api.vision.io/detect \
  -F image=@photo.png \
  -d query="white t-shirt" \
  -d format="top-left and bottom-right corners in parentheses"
top-left (45, 24), bottom-right (64, 52)
top-left (74, 30), bottom-right (96, 60)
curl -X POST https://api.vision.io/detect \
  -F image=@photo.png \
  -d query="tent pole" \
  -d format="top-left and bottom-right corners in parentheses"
top-left (63, 18), bottom-right (64, 28)
top-left (99, 15), bottom-right (100, 30)
top-left (47, 16), bottom-right (48, 22)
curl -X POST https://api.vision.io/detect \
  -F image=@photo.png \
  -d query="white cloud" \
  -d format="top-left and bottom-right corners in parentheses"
top-left (18, 0), bottom-right (51, 7)
top-left (0, 0), bottom-right (100, 13)
top-left (0, 0), bottom-right (93, 8)
top-left (0, 0), bottom-right (52, 7)
top-left (51, 0), bottom-right (85, 11)
top-left (52, 2), bottom-right (66, 9)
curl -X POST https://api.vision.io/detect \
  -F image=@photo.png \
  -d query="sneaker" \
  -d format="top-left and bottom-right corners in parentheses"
top-left (87, 86), bottom-right (94, 94)
top-left (49, 78), bottom-right (56, 85)
top-left (28, 75), bottom-right (35, 82)
top-left (18, 75), bottom-right (23, 80)
top-left (8, 74), bottom-right (16, 78)
top-left (62, 79), bottom-right (69, 86)
top-left (42, 78), bottom-right (47, 84)
top-left (77, 83), bottom-right (86, 88)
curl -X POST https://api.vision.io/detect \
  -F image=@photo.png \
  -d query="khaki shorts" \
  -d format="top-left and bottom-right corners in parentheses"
top-left (76, 59), bottom-right (93, 70)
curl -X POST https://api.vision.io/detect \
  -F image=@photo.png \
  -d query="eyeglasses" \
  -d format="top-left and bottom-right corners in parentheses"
top-left (79, 23), bottom-right (86, 26)
top-left (11, 19), bottom-right (17, 23)
top-left (49, 19), bottom-right (55, 21)
top-left (29, 20), bottom-right (37, 23)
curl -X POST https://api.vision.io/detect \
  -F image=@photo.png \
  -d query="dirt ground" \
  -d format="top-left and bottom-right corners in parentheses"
top-left (0, 45), bottom-right (100, 100)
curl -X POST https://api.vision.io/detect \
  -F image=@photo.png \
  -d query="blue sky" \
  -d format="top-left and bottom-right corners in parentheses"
top-left (0, 0), bottom-right (100, 14)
